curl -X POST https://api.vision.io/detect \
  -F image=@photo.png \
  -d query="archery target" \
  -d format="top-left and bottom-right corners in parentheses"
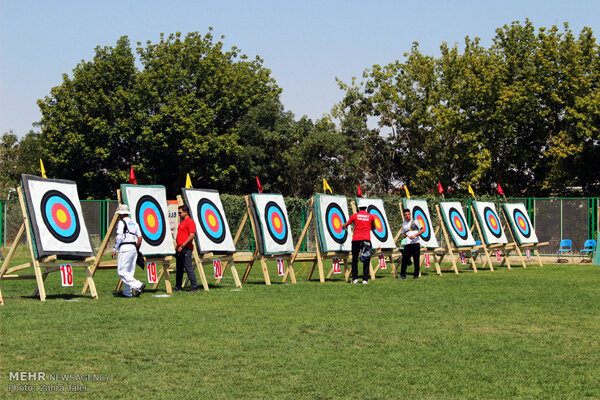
top-left (355, 198), bottom-right (396, 250)
top-left (472, 201), bottom-right (507, 245)
top-left (439, 202), bottom-right (477, 247)
top-left (251, 194), bottom-right (294, 255)
top-left (315, 194), bottom-right (351, 252)
top-left (502, 203), bottom-right (539, 244)
top-left (21, 175), bottom-right (94, 259)
top-left (403, 199), bottom-right (439, 248)
top-left (182, 189), bottom-right (235, 253)
top-left (121, 184), bottom-right (174, 256)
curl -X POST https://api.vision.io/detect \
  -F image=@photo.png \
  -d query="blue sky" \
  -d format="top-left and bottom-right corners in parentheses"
top-left (1, 0), bottom-right (599, 136)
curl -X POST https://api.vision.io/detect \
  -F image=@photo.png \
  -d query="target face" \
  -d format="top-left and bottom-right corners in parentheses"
top-left (449, 207), bottom-right (468, 240)
top-left (264, 201), bottom-right (288, 245)
top-left (513, 209), bottom-right (531, 238)
top-left (472, 201), bottom-right (507, 245)
top-left (121, 184), bottom-right (174, 256)
top-left (403, 199), bottom-right (439, 248)
top-left (367, 205), bottom-right (389, 242)
top-left (355, 198), bottom-right (396, 249)
top-left (198, 198), bottom-right (226, 243)
top-left (315, 194), bottom-right (351, 252)
top-left (21, 175), bottom-right (94, 259)
top-left (439, 202), bottom-right (476, 247)
top-left (41, 190), bottom-right (80, 243)
top-left (135, 195), bottom-right (166, 246)
top-left (502, 203), bottom-right (538, 245)
top-left (326, 203), bottom-right (348, 244)
top-left (182, 189), bottom-right (235, 253)
top-left (251, 194), bottom-right (294, 255)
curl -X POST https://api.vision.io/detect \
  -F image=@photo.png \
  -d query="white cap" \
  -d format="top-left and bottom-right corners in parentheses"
top-left (116, 204), bottom-right (131, 215)
top-left (357, 200), bottom-right (368, 209)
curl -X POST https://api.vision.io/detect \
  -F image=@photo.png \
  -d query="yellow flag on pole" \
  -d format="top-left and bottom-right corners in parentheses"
top-left (404, 185), bottom-right (411, 199)
top-left (40, 159), bottom-right (47, 178)
top-left (468, 184), bottom-right (476, 198)
top-left (323, 178), bottom-right (333, 194)
top-left (185, 173), bottom-right (192, 189)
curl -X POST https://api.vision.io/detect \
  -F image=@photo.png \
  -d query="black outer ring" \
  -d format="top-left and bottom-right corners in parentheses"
top-left (483, 207), bottom-right (503, 239)
top-left (135, 195), bottom-right (167, 246)
top-left (264, 201), bottom-right (288, 245)
top-left (325, 203), bottom-right (348, 244)
top-left (513, 209), bottom-right (532, 238)
top-left (412, 205), bottom-right (431, 242)
top-left (367, 204), bottom-right (389, 242)
top-left (448, 207), bottom-right (468, 240)
top-left (197, 198), bottom-right (226, 244)
top-left (40, 190), bottom-right (81, 243)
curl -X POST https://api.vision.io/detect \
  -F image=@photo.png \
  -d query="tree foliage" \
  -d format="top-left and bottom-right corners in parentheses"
top-left (335, 20), bottom-right (600, 196)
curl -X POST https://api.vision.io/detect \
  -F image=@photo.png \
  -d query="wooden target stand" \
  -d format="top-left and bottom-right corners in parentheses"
top-left (152, 195), bottom-right (242, 291)
top-left (0, 187), bottom-right (98, 305)
top-left (499, 206), bottom-right (548, 268)
top-left (285, 197), bottom-right (351, 283)
top-left (218, 195), bottom-right (296, 286)
top-left (82, 190), bottom-right (173, 295)
top-left (349, 201), bottom-right (392, 280)
top-left (430, 204), bottom-right (481, 275)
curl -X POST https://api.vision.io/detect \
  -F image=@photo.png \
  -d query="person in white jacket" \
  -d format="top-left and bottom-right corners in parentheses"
top-left (112, 204), bottom-right (145, 297)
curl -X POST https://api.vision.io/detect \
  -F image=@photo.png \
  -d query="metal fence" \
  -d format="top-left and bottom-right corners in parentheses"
top-left (0, 197), bottom-right (597, 256)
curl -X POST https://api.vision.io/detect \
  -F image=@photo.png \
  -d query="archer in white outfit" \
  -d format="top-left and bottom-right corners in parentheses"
top-left (112, 205), bottom-right (145, 297)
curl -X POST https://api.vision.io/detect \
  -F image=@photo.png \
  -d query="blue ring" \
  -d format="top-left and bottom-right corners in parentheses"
top-left (44, 196), bottom-right (77, 237)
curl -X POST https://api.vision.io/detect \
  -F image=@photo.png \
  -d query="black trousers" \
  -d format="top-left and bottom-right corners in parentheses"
top-left (401, 243), bottom-right (421, 277)
top-left (351, 240), bottom-right (371, 281)
top-left (175, 248), bottom-right (198, 288)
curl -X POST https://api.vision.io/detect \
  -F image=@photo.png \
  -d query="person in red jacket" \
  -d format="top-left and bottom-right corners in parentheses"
top-left (341, 200), bottom-right (375, 284)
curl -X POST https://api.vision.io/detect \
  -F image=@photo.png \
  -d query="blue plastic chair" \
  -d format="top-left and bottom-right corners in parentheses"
top-left (556, 239), bottom-right (573, 263)
top-left (579, 239), bottom-right (596, 263)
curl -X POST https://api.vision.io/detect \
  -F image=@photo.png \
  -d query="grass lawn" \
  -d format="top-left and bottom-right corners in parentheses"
top-left (1, 258), bottom-right (599, 399)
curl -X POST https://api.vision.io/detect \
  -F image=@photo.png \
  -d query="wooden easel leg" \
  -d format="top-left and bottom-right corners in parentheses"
top-left (516, 245), bottom-right (526, 268)
top-left (84, 266), bottom-right (98, 299)
top-left (286, 260), bottom-right (296, 284)
top-left (242, 259), bottom-right (255, 283)
top-left (535, 246), bottom-right (543, 267)
top-left (32, 262), bottom-right (46, 301)
top-left (260, 257), bottom-right (271, 285)
top-left (153, 267), bottom-right (165, 290)
top-left (369, 259), bottom-right (375, 280)
top-left (0, 288), bottom-right (3, 306)
top-left (307, 260), bottom-right (317, 281)
top-left (470, 255), bottom-right (478, 273)
top-left (163, 261), bottom-right (173, 293)
top-left (195, 260), bottom-right (209, 291)
top-left (344, 258), bottom-right (352, 281)
top-left (434, 253), bottom-right (443, 276)
top-left (116, 279), bottom-right (123, 292)
top-left (316, 256), bottom-right (325, 283)
top-left (228, 256), bottom-right (242, 288)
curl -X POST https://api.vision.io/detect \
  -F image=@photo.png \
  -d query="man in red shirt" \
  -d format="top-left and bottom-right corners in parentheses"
top-left (342, 200), bottom-right (375, 284)
top-left (174, 205), bottom-right (198, 293)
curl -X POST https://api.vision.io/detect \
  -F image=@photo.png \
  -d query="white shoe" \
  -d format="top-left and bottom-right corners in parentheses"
top-left (351, 279), bottom-right (359, 284)
top-left (362, 280), bottom-right (369, 284)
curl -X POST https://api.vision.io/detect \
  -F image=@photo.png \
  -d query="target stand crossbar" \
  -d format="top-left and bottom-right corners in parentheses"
top-left (287, 197), bottom-right (350, 283)
top-left (82, 190), bottom-right (173, 295)
top-left (0, 186), bottom-right (98, 305)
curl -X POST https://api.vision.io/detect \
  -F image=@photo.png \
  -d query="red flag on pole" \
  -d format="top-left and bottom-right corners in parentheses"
top-left (256, 176), bottom-right (263, 193)
top-left (497, 183), bottom-right (504, 196)
top-left (357, 184), bottom-right (363, 198)
top-left (129, 165), bottom-right (137, 185)
top-left (438, 182), bottom-right (444, 194)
